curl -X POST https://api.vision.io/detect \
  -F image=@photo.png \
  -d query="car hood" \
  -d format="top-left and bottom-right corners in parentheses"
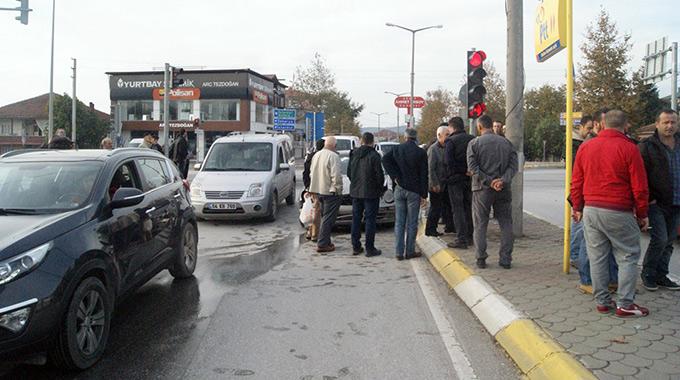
top-left (194, 171), bottom-right (272, 191)
top-left (0, 208), bottom-right (85, 259)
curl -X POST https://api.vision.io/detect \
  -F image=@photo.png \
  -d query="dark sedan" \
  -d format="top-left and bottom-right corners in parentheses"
top-left (0, 149), bottom-right (197, 370)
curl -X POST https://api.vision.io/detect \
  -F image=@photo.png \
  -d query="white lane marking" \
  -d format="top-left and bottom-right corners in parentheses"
top-left (411, 259), bottom-right (478, 380)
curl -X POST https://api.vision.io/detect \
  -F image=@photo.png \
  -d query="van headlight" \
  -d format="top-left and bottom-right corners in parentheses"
top-left (248, 183), bottom-right (264, 198)
top-left (190, 181), bottom-right (202, 197)
top-left (0, 242), bottom-right (52, 285)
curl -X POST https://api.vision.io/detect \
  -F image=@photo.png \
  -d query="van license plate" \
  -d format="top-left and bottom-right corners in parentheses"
top-left (208, 203), bottom-right (237, 210)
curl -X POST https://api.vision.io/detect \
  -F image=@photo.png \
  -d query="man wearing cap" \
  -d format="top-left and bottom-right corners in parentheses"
top-left (382, 128), bottom-right (428, 260)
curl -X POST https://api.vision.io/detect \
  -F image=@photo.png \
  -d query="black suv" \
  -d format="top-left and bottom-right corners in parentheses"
top-left (0, 149), bottom-right (197, 369)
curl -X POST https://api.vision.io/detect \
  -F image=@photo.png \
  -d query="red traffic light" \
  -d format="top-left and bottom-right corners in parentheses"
top-left (468, 102), bottom-right (487, 119)
top-left (468, 51), bottom-right (487, 67)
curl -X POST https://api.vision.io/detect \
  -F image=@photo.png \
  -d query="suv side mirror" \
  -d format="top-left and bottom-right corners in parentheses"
top-left (111, 188), bottom-right (144, 209)
top-left (194, 162), bottom-right (202, 171)
top-left (278, 163), bottom-right (290, 171)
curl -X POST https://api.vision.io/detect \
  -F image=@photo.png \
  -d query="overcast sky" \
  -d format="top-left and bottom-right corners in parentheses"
top-left (1, 0), bottom-right (678, 129)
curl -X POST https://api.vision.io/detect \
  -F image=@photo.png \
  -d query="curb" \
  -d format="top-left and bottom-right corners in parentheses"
top-left (416, 224), bottom-right (596, 380)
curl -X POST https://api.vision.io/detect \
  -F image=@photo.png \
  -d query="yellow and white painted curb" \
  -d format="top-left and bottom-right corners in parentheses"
top-left (416, 225), bottom-right (596, 380)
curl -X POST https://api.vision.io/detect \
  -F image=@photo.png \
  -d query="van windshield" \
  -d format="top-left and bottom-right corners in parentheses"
top-left (336, 139), bottom-right (352, 151)
top-left (203, 142), bottom-right (273, 172)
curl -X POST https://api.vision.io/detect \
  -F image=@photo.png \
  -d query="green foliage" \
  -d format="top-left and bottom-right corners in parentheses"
top-left (483, 63), bottom-right (506, 123)
top-left (531, 117), bottom-right (565, 161)
top-left (626, 67), bottom-right (668, 132)
top-left (523, 84), bottom-right (565, 160)
top-left (53, 94), bottom-right (110, 149)
top-left (417, 88), bottom-right (457, 144)
top-left (286, 53), bottom-right (364, 136)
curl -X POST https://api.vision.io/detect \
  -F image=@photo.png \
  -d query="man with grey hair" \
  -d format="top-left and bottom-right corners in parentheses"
top-left (425, 125), bottom-right (451, 236)
top-left (383, 128), bottom-right (428, 260)
top-left (309, 136), bottom-right (343, 253)
top-left (571, 109), bottom-right (650, 318)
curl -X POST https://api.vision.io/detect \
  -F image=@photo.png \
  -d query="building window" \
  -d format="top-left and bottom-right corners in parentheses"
top-left (159, 100), bottom-right (193, 121)
top-left (255, 103), bottom-right (269, 124)
top-left (0, 120), bottom-right (12, 135)
top-left (121, 101), bottom-right (154, 121)
top-left (200, 100), bottom-right (239, 121)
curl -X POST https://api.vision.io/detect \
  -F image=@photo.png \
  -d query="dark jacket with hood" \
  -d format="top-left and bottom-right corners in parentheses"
top-left (382, 140), bottom-right (428, 198)
top-left (444, 130), bottom-right (475, 184)
top-left (639, 130), bottom-right (679, 207)
top-left (303, 151), bottom-right (317, 189)
top-left (347, 145), bottom-right (385, 199)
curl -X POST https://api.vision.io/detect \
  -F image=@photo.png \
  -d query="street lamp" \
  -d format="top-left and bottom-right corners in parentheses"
top-left (385, 22), bottom-right (443, 129)
top-left (370, 112), bottom-right (387, 141)
top-left (385, 90), bottom-right (407, 139)
top-left (48, 0), bottom-right (55, 142)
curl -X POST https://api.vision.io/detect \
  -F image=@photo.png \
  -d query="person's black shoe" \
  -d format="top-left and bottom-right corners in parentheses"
top-left (366, 249), bottom-right (382, 257)
top-left (396, 255), bottom-right (405, 261)
top-left (444, 228), bottom-right (456, 233)
top-left (352, 246), bottom-right (364, 256)
top-left (425, 231), bottom-right (443, 237)
top-left (657, 277), bottom-right (680, 290)
top-left (447, 241), bottom-right (468, 249)
top-left (476, 259), bottom-right (487, 269)
top-left (642, 277), bottom-right (659, 291)
top-left (406, 252), bottom-right (423, 259)
top-left (499, 262), bottom-right (512, 269)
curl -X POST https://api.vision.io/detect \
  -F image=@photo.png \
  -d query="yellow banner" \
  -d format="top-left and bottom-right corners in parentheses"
top-left (535, 0), bottom-right (567, 62)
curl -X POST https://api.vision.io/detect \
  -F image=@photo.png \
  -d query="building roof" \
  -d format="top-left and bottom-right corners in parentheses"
top-left (0, 93), bottom-right (109, 121)
top-left (105, 68), bottom-right (287, 88)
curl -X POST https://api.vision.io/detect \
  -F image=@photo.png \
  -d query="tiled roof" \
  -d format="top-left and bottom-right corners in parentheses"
top-left (0, 93), bottom-right (109, 121)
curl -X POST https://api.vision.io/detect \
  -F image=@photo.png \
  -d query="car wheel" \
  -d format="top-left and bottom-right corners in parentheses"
top-left (285, 188), bottom-right (295, 206)
top-left (50, 277), bottom-right (111, 370)
top-left (169, 223), bottom-right (198, 278)
top-left (265, 191), bottom-right (278, 222)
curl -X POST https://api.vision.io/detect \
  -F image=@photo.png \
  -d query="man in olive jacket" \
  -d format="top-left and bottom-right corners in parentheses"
top-left (638, 109), bottom-right (680, 291)
top-left (347, 132), bottom-right (385, 257)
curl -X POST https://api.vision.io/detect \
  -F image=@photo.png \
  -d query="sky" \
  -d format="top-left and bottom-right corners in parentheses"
top-left (0, 0), bottom-right (678, 129)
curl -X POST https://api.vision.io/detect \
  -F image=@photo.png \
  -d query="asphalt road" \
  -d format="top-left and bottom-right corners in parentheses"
top-left (524, 168), bottom-right (680, 280)
top-left (3, 169), bottom-right (518, 379)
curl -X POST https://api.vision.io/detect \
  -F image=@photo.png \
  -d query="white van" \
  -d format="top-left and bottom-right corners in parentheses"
top-left (190, 134), bottom-right (295, 221)
top-left (327, 135), bottom-right (360, 156)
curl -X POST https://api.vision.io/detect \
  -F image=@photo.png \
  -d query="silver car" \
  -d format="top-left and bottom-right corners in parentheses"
top-left (336, 157), bottom-right (395, 226)
top-left (190, 134), bottom-right (296, 221)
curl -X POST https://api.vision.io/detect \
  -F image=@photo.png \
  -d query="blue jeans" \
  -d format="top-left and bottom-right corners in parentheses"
top-left (642, 204), bottom-right (680, 282)
top-left (351, 197), bottom-right (380, 252)
top-left (570, 220), bottom-right (583, 262)
top-left (394, 186), bottom-right (421, 258)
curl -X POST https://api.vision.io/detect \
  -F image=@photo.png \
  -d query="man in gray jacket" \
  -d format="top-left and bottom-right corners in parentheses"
top-left (467, 115), bottom-right (518, 269)
top-left (425, 126), bottom-right (450, 236)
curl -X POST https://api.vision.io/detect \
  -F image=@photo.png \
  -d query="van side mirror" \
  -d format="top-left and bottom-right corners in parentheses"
top-left (278, 163), bottom-right (290, 171)
top-left (111, 188), bottom-right (144, 209)
top-left (194, 162), bottom-right (202, 171)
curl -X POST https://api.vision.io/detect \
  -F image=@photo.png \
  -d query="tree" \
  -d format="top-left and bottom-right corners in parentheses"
top-left (523, 84), bottom-right (565, 160)
top-left (53, 94), bottom-right (110, 149)
top-left (575, 9), bottom-right (631, 114)
top-left (626, 67), bottom-right (667, 132)
top-left (483, 63), bottom-right (506, 123)
top-left (286, 53), bottom-right (364, 137)
top-left (417, 88), bottom-right (456, 144)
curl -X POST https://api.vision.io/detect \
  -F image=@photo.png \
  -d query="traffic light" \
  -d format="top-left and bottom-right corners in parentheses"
top-left (171, 67), bottom-right (184, 88)
top-left (15, 0), bottom-right (31, 25)
top-left (467, 50), bottom-right (487, 119)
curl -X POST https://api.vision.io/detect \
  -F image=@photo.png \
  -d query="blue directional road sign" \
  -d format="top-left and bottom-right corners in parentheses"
top-left (273, 108), bottom-right (297, 131)
top-left (305, 112), bottom-right (325, 141)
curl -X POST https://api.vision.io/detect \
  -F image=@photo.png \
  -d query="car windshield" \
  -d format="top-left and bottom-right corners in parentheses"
top-left (380, 144), bottom-right (397, 155)
top-left (203, 142), bottom-right (273, 172)
top-left (336, 139), bottom-right (352, 151)
top-left (0, 161), bottom-right (103, 212)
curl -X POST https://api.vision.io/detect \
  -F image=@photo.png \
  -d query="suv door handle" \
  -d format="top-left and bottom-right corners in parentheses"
top-left (145, 207), bottom-right (157, 214)
top-left (173, 193), bottom-right (182, 198)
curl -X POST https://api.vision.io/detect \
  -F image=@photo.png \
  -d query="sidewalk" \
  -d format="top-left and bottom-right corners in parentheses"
top-left (438, 214), bottom-right (680, 379)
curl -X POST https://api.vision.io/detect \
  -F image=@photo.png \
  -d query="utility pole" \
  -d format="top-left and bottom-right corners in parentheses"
top-left (506, 0), bottom-right (524, 237)
top-left (162, 63), bottom-right (170, 155)
top-left (673, 42), bottom-right (678, 111)
top-left (71, 58), bottom-right (76, 146)
top-left (48, 0), bottom-right (55, 142)
top-left (371, 112), bottom-right (387, 141)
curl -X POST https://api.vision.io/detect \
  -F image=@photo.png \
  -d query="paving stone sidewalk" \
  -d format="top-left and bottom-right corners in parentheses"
top-left (440, 214), bottom-right (680, 380)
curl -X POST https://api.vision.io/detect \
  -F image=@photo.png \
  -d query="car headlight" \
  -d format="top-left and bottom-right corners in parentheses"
top-left (190, 181), bottom-right (202, 196)
top-left (248, 183), bottom-right (264, 198)
top-left (383, 189), bottom-right (394, 204)
top-left (0, 241), bottom-right (53, 285)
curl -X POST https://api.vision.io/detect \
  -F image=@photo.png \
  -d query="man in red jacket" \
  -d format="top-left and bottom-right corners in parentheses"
top-left (571, 110), bottom-right (650, 318)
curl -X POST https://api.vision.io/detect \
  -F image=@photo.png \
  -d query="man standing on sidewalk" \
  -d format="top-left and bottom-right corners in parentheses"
top-left (382, 128), bottom-right (428, 260)
top-left (467, 115), bottom-right (518, 269)
top-left (571, 110), bottom-right (650, 318)
top-left (425, 126), bottom-right (451, 237)
top-left (347, 132), bottom-right (385, 257)
top-left (639, 109), bottom-right (680, 291)
top-left (445, 116), bottom-right (475, 249)
top-left (309, 137), bottom-right (343, 253)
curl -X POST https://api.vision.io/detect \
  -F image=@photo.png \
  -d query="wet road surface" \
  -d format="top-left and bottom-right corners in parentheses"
top-left (3, 170), bottom-right (518, 379)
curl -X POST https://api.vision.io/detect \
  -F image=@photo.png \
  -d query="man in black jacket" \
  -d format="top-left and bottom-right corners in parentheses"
top-left (382, 128), bottom-right (428, 260)
top-left (170, 129), bottom-right (189, 178)
top-left (347, 132), bottom-right (385, 257)
top-left (639, 109), bottom-right (680, 291)
top-left (445, 117), bottom-right (475, 248)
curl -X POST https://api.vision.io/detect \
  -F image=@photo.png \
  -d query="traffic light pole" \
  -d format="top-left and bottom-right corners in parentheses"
top-left (506, 0), bottom-right (524, 238)
top-left (71, 58), bottom-right (76, 146)
top-left (163, 63), bottom-right (170, 155)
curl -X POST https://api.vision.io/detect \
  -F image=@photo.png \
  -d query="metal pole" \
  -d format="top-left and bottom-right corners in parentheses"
top-left (313, 112), bottom-right (316, 141)
top-left (409, 31), bottom-right (416, 129)
top-left (48, 0), bottom-right (55, 142)
top-left (396, 109), bottom-right (399, 141)
top-left (71, 58), bottom-right (76, 146)
top-left (163, 63), bottom-right (170, 155)
top-left (506, 0), bottom-right (524, 238)
top-left (672, 42), bottom-right (678, 111)
top-left (562, 0), bottom-right (575, 274)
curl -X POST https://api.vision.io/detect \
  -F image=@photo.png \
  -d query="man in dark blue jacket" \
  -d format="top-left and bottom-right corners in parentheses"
top-left (347, 132), bottom-right (385, 257)
top-left (382, 128), bottom-right (428, 260)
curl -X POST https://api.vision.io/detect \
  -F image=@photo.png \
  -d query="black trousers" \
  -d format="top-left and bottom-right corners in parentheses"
top-left (448, 180), bottom-right (473, 244)
top-left (426, 190), bottom-right (453, 234)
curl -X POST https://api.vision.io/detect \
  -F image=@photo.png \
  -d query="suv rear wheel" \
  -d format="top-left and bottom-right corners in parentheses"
top-left (50, 277), bottom-right (111, 370)
top-left (169, 223), bottom-right (198, 278)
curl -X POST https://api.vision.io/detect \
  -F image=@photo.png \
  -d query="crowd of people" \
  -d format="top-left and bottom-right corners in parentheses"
top-left (303, 108), bottom-right (680, 319)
